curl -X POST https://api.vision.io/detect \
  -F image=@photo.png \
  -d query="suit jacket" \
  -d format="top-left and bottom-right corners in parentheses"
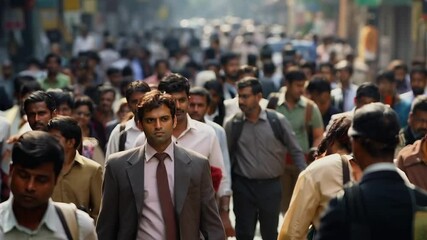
top-left (96, 144), bottom-right (225, 240)
top-left (315, 169), bottom-right (427, 240)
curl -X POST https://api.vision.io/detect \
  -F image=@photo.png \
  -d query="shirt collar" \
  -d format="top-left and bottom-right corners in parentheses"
top-left (175, 115), bottom-right (197, 140)
top-left (74, 151), bottom-right (85, 166)
top-left (1, 197), bottom-right (58, 234)
top-left (363, 162), bottom-right (397, 175)
top-left (145, 141), bottom-right (174, 163)
top-left (125, 117), bottom-right (140, 131)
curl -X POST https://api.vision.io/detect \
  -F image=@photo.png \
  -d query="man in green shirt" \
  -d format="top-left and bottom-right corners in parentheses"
top-left (39, 53), bottom-right (71, 90)
top-left (276, 70), bottom-right (324, 212)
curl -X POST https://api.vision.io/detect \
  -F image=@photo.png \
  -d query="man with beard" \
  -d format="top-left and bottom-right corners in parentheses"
top-left (39, 53), bottom-right (71, 90)
top-left (220, 52), bottom-right (240, 100)
top-left (24, 90), bottom-right (57, 131)
top-left (397, 96), bottom-right (427, 149)
top-left (401, 66), bottom-right (427, 102)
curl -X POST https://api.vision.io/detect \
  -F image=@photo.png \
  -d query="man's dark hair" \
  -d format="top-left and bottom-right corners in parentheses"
top-left (15, 76), bottom-right (41, 97)
top-left (238, 65), bottom-right (258, 79)
top-left (236, 77), bottom-right (263, 95)
top-left (154, 59), bottom-right (169, 69)
top-left (319, 62), bottom-right (336, 74)
top-left (376, 71), bottom-right (395, 83)
top-left (44, 53), bottom-right (61, 65)
top-left (285, 70), bottom-right (306, 84)
top-left (106, 67), bottom-right (121, 76)
top-left (204, 79), bottom-right (224, 98)
top-left (158, 73), bottom-right (190, 96)
top-left (356, 82), bottom-right (380, 102)
top-left (204, 59), bottom-right (220, 70)
top-left (12, 131), bottom-right (64, 177)
top-left (300, 62), bottom-right (316, 75)
top-left (189, 87), bottom-right (211, 106)
top-left (315, 116), bottom-right (352, 158)
top-left (410, 66), bottom-right (427, 79)
top-left (220, 52), bottom-right (239, 66)
top-left (137, 90), bottom-right (176, 120)
top-left (263, 62), bottom-right (276, 76)
top-left (393, 63), bottom-right (408, 72)
top-left (47, 116), bottom-right (82, 149)
top-left (47, 89), bottom-right (74, 109)
top-left (125, 80), bottom-right (151, 102)
top-left (24, 90), bottom-right (56, 114)
top-left (306, 77), bottom-right (331, 94)
top-left (73, 96), bottom-right (95, 114)
top-left (411, 95), bottom-right (427, 114)
top-left (99, 85), bottom-right (116, 98)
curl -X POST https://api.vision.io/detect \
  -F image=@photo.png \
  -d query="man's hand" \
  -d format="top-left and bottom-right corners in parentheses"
top-left (220, 211), bottom-right (235, 237)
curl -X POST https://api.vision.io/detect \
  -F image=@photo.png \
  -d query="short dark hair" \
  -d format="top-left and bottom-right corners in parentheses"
top-left (319, 62), bottom-right (335, 74)
top-left (47, 116), bottom-right (82, 149)
top-left (376, 71), bottom-right (395, 83)
top-left (73, 96), bottom-right (95, 114)
top-left (15, 76), bottom-right (41, 97)
top-left (12, 131), bottom-right (64, 177)
top-left (154, 59), bottom-right (169, 69)
top-left (24, 90), bottom-right (56, 114)
top-left (189, 87), bottom-right (211, 106)
top-left (285, 70), bottom-right (306, 84)
top-left (236, 77), bottom-right (263, 95)
top-left (99, 85), bottom-right (116, 98)
top-left (106, 67), bottom-right (121, 76)
top-left (238, 65), bottom-right (258, 79)
top-left (411, 95), bottom-right (427, 114)
top-left (306, 77), bottom-right (331, 94)
top-left (47, 89), bottom-right (74, 109)
top-left (220, 52), bottom-right (239, 66)
top-left (410, 66), bottom-right (427, 79)
top-left (355, 82), bottom-right (380, 102)
top-left (44, 53), bottom-right (61, 65)
top-left (137, 90), bottom-right (176, 120)
top-left (393, 63), bottom-right (408, 72)
top-left (263, 62), bottom-right (276, 75)
top-left (125, 80), bottom-right (151, 102)
top-left (158, 73), bottom-right (190, 96)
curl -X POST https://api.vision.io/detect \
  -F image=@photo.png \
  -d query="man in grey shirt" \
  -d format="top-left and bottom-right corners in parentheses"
top-left (224, 77), bottom-right (306, 240)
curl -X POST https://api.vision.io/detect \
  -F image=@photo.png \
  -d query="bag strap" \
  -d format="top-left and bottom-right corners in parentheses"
top-left (118, 123), bottom-right (127, 152)
top-left (265, 109), bottom-right (285, 147)
top-left (305, 98), bottom-right (314, 129)
top-left (341, 155), bottom-right (351, 185)
top-left (266, 92), bottom-right (281, 109)
top-left (54, 202), bottom-right (79, 240)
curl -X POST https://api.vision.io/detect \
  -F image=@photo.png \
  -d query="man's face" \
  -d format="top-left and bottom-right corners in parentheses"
top-left (411, 73), bottom-right (426, 96)
top-left (337, 69), bottom-right (351, 83)
top-left (170, 91), bottom-right (189, 124)
top-left (208, 89), bottom-right (221, 106)
top-left (408, 110), bottom-right (427, 139)
top-left (377, 79), bottom-right (395, 97)
top-left (26, 102), bottom-right (55, 131)
top-left (57, 103), bottom-right (72, 117)
top-left (108, 73), bottom-right (122, 87)
top-left (394, 68), bottom-right (406, 82)
top-left (224, 58), bottom-right (240, 81)
top-left (238, 86), bottom-right (261, 115)
top-left (320, 66), bottom-right (334, 83)
top-left (73, 105), bottom-right (91, 128)
top-left (46, 57), bottom-right (60, 74)
top-left (99, 91), bottom-right (115, 113)
top-left (156, 63), bottom-right (169, 79)
top-left (309, 91), bottom-right (331, 114)
top-left (286, 80), bottom-right (306, 102)
top-left (355, 96), bottom-right (376, 109)
top-left (189, 95), bottom-right (208, 121)
top-left (128, 92), bottom-right (145, 115)
top-left (140, 104), bottom-right (176, 148)
top-left (10, 163), bottom-right (57, 210)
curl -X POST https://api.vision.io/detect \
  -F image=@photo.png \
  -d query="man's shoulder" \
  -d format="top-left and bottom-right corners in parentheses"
top-left (107, 147), bottom-right (142, 166)
top-left (190, 118), bottom-right (216, 135)
top-left (78, 154), bottom-right (103, 170)
top-left (175, 144), bottom-right (209, 163)
top-left (397, 139), bottom-right (424, 167)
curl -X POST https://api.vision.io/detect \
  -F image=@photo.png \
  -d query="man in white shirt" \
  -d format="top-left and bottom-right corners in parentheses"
top-left (72, 25), bottom-right (97, 56)
top-left (106, 81), bottom-right (151, 157)
top-left (0, 131), bottom-right (97, 239)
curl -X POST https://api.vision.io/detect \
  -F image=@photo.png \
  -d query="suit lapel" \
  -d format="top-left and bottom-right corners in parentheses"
top-left (174, 145), bottom-right (191, 215)
top-left (126, 147), bottom-right (146, 216)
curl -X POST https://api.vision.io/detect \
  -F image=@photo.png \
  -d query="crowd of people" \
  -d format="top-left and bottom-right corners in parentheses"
top-left (1, 23), bottom-right (427, 240)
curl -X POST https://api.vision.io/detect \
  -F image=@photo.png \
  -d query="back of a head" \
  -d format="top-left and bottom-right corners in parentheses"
top-left (356, 82), bottom-right (380, 102)
top-left (263, 62), bottom-right (276, 76)
top-left (376, 70), bottom-right (395, 83)
top-left (24, 90), bottom-right (57, 114)
top-left (220, 52), bottom-right (239, 66)
top-left (348, 102), bottom-right (400, 158)
top-left (47, 116), bottom-right (82, 150)
top-left (12, 131), bottom-right (64, 177)
top-left (158, 73), bottom-right (190, 96)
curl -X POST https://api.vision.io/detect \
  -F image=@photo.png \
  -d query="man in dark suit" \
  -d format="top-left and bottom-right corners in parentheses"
top-left (316, 102), bottom-right (427, 240)
top-left (96, 90), bottom-right (225, 240)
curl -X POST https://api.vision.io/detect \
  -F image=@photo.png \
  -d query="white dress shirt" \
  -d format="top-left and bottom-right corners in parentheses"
top-left (105, 118), bottom-right (143, 158)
